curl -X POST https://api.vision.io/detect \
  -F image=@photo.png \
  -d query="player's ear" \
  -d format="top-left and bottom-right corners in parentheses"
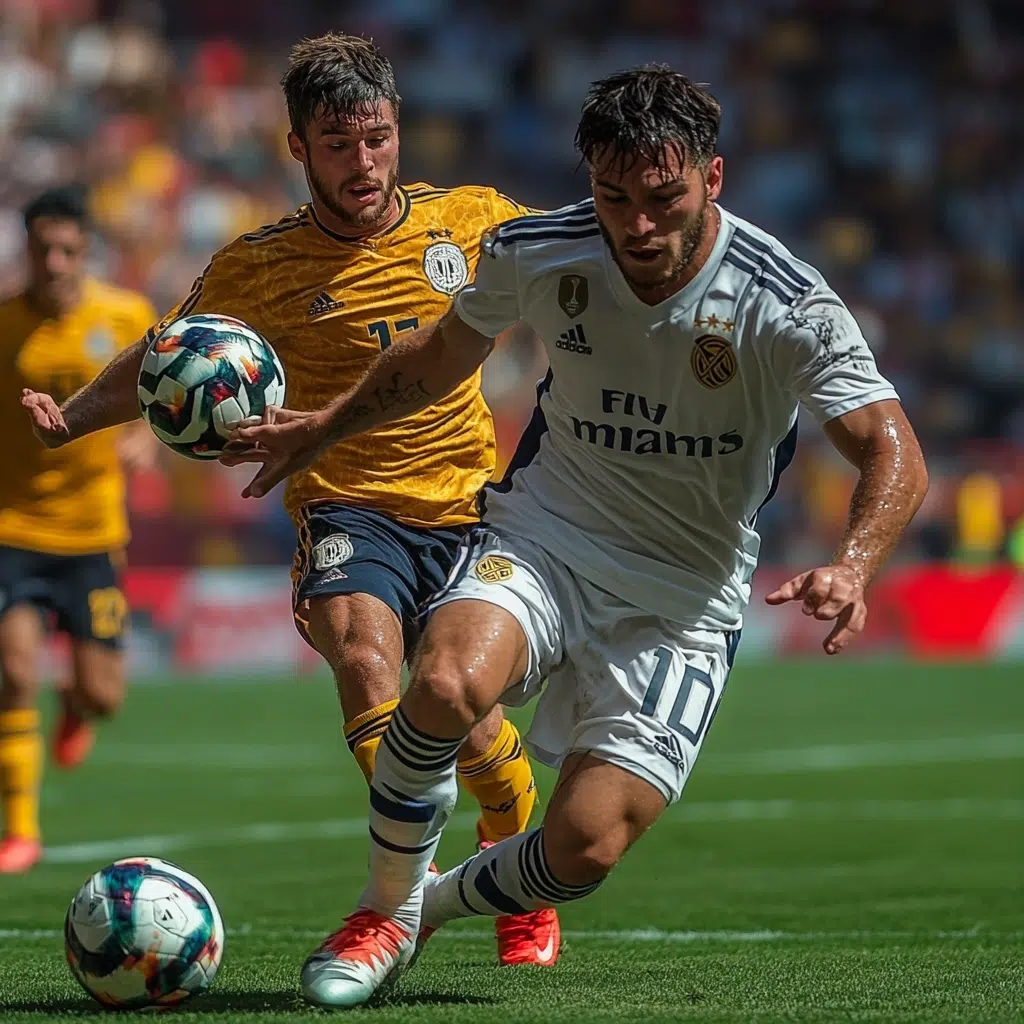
top-left (704, 155), bottom-right (724, 202)
top-left (287, 131), bottom-right (307, 164)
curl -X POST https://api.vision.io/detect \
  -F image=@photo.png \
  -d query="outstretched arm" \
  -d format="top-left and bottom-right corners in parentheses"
top-left (21, 338), bottom-right (148, 447)
top-left (222, 308), bottom-right (496, 498)
top-left (766, 399), bottom-right (928, 654)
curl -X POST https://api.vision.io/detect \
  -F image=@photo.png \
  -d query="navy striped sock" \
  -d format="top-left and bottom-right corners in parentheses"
top-left (361, 707), bottom-right (463, 933)
top-left (423, 827), bottom-right (603, 928)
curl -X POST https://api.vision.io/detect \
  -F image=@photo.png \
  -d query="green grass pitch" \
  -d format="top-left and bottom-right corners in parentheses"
top-left (0, 661), bottom-right (1021, 1022)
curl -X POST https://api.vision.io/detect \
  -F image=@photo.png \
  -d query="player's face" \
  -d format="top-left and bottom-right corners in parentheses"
top-left (26, 216), bottom-right (87, 311)
top-left (590, 145), bottom-right (723, 299)
top-left (289, 102), bottom-right (400, 235)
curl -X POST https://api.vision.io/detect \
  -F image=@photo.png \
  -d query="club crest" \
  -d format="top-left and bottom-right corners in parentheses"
top-left (691, 335), bottom-right (737, 389)
top-left (423, 241), bottom-right (469, 295)
top-left (558, 274), bottom-right (589, 318)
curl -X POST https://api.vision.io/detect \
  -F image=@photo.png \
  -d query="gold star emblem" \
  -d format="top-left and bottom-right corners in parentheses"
top-left (723, 319), bottom-right (735, 332)
top-left (694, 317), bottom-right (707, 328)
top-left (706, 313), bottom-right (720, 328)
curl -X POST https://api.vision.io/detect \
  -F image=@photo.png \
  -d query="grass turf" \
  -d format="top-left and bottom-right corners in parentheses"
top-left (0, 661), bottom-right (1021, 1022)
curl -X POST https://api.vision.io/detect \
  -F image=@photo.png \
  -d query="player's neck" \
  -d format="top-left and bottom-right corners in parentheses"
top-left (310, 192), bottom-right (402, 242)
top-left (24, 278), bottom-right (83, 320)
top-left (627, 203), bottom-right (722, 307)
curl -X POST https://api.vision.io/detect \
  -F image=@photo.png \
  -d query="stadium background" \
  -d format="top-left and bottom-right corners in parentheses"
top-left (1, 0), bottom-right (1022, 672)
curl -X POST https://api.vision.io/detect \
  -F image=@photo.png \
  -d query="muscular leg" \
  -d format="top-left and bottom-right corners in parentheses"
top-left (423, 753), bottom-right (667, 928)
top-left (0, 606), bottom-right (45, 850)
top-left (67, 639), bottom-right (126, 719)
top-left (306, 594), bottom-right (534, 840)
top-left (360, 599), bottom-right (529, 930)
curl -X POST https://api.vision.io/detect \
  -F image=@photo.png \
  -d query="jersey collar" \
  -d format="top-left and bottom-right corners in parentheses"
top-left (308, 185), bottom-right (411, 246)
top-left (602, 203), bottom-right (732, 322)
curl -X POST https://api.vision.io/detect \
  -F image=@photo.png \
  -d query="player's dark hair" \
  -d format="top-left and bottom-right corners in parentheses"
top-left (575, 64), bottom-right (721, 173)
top-left (22, 185), bottom-right (89, 231)
top-left (282, 32), bottom-right (401, 140)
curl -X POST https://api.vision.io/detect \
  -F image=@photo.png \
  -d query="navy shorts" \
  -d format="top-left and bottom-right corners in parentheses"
top-left (0, 545), bottom-right (127, 649)
top-left (291, 503), bottom-right (470, 653)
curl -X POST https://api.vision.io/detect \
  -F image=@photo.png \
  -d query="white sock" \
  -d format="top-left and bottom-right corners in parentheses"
top-left (360, 706), bottom-right (461, 934)
top-left (423, 827), bottom-right (602, 929)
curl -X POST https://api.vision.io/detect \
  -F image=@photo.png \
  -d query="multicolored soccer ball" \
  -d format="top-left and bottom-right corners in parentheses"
top-left (64, 856), bottom-right (224, 1009)
top-left (138, 313), bottom-right (286, 459)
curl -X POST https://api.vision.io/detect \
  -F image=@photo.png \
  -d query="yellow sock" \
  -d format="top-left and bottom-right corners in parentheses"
top-left (458, 718), bottom-right (536, 843)
top-left (343, 699), bottom-right (399, 784)
top-left (0, 708), bottom-right (43, 842)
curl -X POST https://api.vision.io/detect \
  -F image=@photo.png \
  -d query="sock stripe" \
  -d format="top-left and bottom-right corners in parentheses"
top-left (457, 737), bottom-right (523, 778)
top-left (456, 862), bottom-right (478, 916)
top-left (0, 728), bottom-right (40, 739)
top-left (382, 730), bottom-right (461, 773)
top-left (391, 708), bottom-right (463, 753)
top-left (369, 783), bottom-right (435, 824)
top-left (530, 831), bottom-right (597, 894)
top-left (345, 715), bottom-right (393, 751)
top-left (368, 825), bottom-right (436, 856)
top-left (472, 860), bottom-right (531, 916)
top-left (519, 833), bottom-right (565, 904)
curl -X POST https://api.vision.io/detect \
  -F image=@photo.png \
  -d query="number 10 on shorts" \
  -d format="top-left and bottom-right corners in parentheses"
top-left (639, 647), bottom-right (716, 745)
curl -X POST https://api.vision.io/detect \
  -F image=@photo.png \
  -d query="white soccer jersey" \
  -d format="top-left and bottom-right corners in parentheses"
top-left (455, 200), bottom-right (899, 630)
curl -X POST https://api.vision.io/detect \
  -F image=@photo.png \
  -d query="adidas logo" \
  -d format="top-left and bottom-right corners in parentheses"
top-left (555, 322), bottom-right (591, 355)
top-left (307, 291), bottom-right (345, 318)
top-left (652, 732), bottom-right (687, 770)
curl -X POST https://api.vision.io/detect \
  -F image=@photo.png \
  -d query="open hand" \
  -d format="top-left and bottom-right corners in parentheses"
top-left (219, 406), bottom-right (330, 498)
top-left (765, 564), bottom-right (867, 655)
top-left (21, 389), bottom-right (72, 448)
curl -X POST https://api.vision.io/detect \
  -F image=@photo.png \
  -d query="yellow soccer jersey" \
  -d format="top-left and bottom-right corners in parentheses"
top-left (0, 278), bottom-right (157, 555)
top-left (146, 184), bottom-right (532, 528)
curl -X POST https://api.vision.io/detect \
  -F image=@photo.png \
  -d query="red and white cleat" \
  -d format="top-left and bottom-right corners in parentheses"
top-left (0, 836), bottom-right (42, 874)
top-left (478, 841), bottom-right (561, 966)
top-left (300, 909), bottom-right (414, 1008)
top-left (495, 906), bottom-right (561, 966)
top-left (52, 709), bottom-right (94, 770)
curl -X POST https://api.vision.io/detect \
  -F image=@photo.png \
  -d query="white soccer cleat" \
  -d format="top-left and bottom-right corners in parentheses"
top-left (300, 909), bottom-right (414, 1009)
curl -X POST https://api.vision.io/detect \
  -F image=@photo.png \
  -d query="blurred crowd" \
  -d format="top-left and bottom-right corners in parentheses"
top-left (1, 0), bottom-right (1022, 568)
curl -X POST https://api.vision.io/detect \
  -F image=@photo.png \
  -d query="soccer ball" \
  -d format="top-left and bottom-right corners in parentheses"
top-left (64, 856), bottom-right (224, 1009)
top-left (138, 313), bottom-right (286, 460)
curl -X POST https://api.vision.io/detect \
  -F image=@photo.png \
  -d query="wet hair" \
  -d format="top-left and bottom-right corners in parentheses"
top-left (22, 185), bottom-right (89, 231)
top-left (281, 32), bottom-right (401, 140)
top-left (574, 64), bottom-right (721, 174)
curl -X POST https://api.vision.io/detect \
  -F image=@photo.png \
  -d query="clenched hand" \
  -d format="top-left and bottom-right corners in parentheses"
top-left (21, 389), bottom-right (71, 448)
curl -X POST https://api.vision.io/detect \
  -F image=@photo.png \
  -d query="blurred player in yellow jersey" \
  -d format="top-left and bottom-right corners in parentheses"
top-left (22, 34), bottom-right (559, 969)
top-left (0, 187), bottom-right (157, 873)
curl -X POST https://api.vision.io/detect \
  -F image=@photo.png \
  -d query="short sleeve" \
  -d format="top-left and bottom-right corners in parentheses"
top-left (454, 228), bottom-right (522, 338)
top-left (487, 189), bottom-right (542, 221)
top-left (144, 245), bottom-right (257, 345)
top-left (770, 286), bottom-right (899, 423)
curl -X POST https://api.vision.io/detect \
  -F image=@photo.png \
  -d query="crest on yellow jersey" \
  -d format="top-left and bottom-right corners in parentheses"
top-left (423, 241), bottom-right (469, 296)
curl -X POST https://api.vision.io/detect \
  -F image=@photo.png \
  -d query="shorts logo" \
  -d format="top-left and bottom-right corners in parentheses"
top-left (652, 732), bottom-right (687, 770)
top-left (691, 335), bottom-right (737, 389)
top-left (312, 533), bottom-right (353, 571)
top-left (423, 241), bottom-right (469, 295)
top-left (318, 566), bottom-right (349, 584)
top-left (474, 555), bottom-right (515, 584)
top-left (558, 274), bottom-right (588, 317)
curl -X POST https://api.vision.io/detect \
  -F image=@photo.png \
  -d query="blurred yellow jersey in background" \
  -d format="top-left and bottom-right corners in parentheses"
top-left (147, 183), bottom-right (531, 528)
top-left (0, 279), bottom-right (156, 555)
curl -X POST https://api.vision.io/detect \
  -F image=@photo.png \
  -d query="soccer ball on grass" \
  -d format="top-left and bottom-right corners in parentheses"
top-left (64, 856), bottom-right (224, 1008)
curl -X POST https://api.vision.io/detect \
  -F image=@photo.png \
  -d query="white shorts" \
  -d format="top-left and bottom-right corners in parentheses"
top-left (430, 529), bottom-right (740, 805)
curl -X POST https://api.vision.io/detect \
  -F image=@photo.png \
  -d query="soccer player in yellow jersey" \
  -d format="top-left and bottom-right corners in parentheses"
top-left (0, 187), bottom-right (157, 873)
top-left (22, 34), bottom-right (560, 968)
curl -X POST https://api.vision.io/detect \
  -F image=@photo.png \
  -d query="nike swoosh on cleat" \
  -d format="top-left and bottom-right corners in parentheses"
top-left (535, 935), bottom-right (555, 963)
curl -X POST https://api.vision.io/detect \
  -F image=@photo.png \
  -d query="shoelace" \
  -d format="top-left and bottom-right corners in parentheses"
top-left (321, 910), bottom-right (407, 957)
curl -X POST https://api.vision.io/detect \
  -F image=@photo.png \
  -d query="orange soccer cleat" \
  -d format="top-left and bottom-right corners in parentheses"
top-left (52, 708), bottom-right (95, 770)
top-left (300, 909), bottom-right (414, 1008)
top-left (479, 841), bottom-right (562, 966)
top-left (0, 835), bottom-right (42, 874)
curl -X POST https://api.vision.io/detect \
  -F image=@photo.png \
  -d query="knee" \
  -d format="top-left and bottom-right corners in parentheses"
top-left (407, 661), bottom-right (487, 733)
top-left (331, 643), bottom-right (399, 702)
top-left (0, 649), bottom-right (38, 707)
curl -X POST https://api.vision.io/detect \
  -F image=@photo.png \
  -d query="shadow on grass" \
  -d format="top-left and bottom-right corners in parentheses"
top-left (0, 989), bottom-right (306, 1015)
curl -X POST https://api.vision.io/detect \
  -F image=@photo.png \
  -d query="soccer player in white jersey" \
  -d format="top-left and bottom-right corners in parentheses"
top-left (226, 65), bottom-right (929, 1007)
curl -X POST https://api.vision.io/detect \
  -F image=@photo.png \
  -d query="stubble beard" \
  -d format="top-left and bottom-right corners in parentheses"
top-left (307, 160), bottom-right (400, 232)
